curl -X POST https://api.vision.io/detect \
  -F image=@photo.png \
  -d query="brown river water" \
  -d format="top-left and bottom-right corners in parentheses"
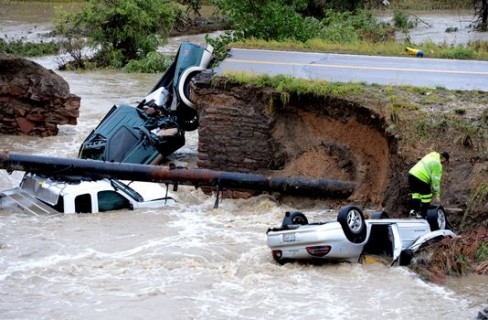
top-left (0, 2), bottom-right (487, 319)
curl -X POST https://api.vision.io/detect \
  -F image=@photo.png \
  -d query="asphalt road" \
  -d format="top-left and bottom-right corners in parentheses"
top-left (216, 48), bottom-right (488, 91)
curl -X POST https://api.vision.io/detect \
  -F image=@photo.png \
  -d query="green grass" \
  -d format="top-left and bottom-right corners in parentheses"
top-left (220, 72), bottom-right (364, 100)
top-left (231, 37), bottom-right (488, 62)
top-left (0, 38), bottom-right (59, 56)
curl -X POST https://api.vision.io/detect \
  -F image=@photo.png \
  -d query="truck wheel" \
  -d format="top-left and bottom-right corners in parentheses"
top-left (176, 104), bottom-right (199, 131)
top-left (180, 71), bottom-right (201, 109)
top-left (337, 205), bottom-right (367, 244)
top-left (426, 206), bottom-right (447, 231)
top-left (281, 211), bottom-right (308, 227)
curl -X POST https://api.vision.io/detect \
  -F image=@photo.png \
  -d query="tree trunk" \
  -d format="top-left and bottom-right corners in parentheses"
top-left (482, 0), bottom-right (488, 24)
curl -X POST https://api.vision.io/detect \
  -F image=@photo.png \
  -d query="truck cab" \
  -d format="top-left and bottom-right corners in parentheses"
top-left (0, 173), bottom-right (176, 215)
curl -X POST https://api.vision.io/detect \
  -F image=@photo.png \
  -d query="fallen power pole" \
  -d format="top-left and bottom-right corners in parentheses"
top-left (0, 151), bottom-right (356, 206)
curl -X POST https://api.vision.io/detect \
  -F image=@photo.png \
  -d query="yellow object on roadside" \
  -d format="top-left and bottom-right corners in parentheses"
top-left (405, 47), bottom-right (424, 57)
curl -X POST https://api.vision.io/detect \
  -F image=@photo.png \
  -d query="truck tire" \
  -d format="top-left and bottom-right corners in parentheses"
top-left (426, 206), bottom-right (447, 231)
top-left (337, 205), bottom-right (367, 244)
top-left (281, 211), bottom-right (308, 227)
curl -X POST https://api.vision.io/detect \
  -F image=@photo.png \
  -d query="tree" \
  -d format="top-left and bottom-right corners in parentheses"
top-left (211, 0), bottom-right (322, 42)
top-left (473, 0), bottom-right (488, 30)
top-left (55, 0), bottom-right (177, 68)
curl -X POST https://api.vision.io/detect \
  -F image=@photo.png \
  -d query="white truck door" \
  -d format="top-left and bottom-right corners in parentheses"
top-left (389, 224), bottom-right (403, 265)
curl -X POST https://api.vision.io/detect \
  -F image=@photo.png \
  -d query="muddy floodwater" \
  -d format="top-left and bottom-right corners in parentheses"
top-left (376, 10), bottom-right (488, 45)
top-left (1, 2), bottom-right (487, 320)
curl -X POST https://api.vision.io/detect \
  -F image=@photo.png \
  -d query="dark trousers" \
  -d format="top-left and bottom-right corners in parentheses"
top-left (408, 174), bottom-right (432, 217)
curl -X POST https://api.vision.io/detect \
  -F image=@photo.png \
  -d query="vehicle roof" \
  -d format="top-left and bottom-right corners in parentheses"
top-left (22, 173), bottom-right (115, 196)
top-left (21, 174), bottom-right (173, 203)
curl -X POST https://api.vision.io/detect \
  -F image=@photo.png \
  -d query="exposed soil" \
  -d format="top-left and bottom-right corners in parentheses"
top-left (193, 74), bottom-right (488, 233)
top-left (273, 106), bottom-right (391, 204)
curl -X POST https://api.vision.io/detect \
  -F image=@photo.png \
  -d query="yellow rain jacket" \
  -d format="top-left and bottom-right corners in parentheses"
top-left (408, 152), bottom-right (443, 196)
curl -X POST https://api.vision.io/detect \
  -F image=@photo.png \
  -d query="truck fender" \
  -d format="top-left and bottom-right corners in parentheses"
top-left (177, 66), bottom-right (207, 109)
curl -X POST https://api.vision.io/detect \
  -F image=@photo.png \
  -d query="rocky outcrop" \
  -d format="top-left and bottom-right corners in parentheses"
top-left (0, 53), bottom-right (80, 136)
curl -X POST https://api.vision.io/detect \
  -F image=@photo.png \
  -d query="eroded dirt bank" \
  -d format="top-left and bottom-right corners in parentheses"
top-left (193, 72), bottom-right (487, 231)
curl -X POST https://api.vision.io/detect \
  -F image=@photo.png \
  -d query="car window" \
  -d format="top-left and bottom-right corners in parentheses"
top-left (111, 180), bottom-right (144, 202)
top-left (97, 190), bottom-right (131, 212)
top-left (109, 127), bottom-right (138, 162)
top-left (75, 194), bottom-right (92, 213)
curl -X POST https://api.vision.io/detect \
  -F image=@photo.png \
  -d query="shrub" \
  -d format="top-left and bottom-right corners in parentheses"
top-left (320, 9), bottom-right (394, 44)
top-left (54, 0), bottom-right (176, 68)
top-left (0, 38), bottom-right (59, 57)
top-left (392, 10), bottom-right (418, 31)
top-left (124, 52), bottom-right (174, 73)
top-left (211, 0), bottom-right (322, 42)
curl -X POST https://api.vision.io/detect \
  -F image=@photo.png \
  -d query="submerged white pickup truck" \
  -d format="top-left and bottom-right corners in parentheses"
top-left (0, 173), bottom-right (176, 216)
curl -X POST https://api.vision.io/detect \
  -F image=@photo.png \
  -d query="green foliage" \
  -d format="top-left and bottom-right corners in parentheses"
top-left (123, 52), bottom-right (174, 73)
top-left (320, 10), bottom-right (360, 43)
top-left (210, 2), bottom-right (393, 45)
top-left (408, 110), bottom-right (487, 154)
top-left (392, 10), bottom-right (418, 31)
top-left (323, 0), bottom-right (363, 12)
top-left (54, 0), bottom-right (176, 68)
top-left (482, 108), bottom-right (488, 125)
top-left (412, 115), bottom-right (431, 138)
top-left (320, 9), bottom-right (394, 44)
top-left (211, 0), bottom-right (322, 42)
top-left (205, 31), bottom-right (235, 64)
top-left (0, 38), bottom-right (59, 57)
top-left (462, 183), bottom-right (488, 228)
top-left (387, 97), bottom-right (419, 123)
top-left (476, 242), bottom-right (488, 262)
top-left (177, 0), bottom-right (202, 16)
top-left (477, 241), bottom-right (488, 262)
top-left (438, 45), bottom-right (476, 59)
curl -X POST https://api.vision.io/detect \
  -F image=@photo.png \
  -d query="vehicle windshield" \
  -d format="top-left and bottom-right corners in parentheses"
top-left (110, 179), bottom-right (144, 202)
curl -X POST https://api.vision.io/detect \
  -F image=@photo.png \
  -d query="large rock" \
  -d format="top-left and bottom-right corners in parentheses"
top-left (0, 53), bottom-right (80, 136)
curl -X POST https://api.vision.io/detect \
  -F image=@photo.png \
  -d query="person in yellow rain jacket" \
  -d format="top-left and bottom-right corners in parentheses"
top-left (408, 151), bottom-right (449, 218)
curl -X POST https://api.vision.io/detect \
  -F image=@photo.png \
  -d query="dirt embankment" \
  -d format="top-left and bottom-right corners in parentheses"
top-left (193, 72), bottom-right (487, 232)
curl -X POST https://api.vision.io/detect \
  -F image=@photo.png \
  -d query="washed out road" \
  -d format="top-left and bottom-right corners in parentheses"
top-left (216, 48), bottom-right (488, 91)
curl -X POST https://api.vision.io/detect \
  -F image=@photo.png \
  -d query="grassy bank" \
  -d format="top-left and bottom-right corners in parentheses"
top-left (229, 37), bottom-right (488, 61)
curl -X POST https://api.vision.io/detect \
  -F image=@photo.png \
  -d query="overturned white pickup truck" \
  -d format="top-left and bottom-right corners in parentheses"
top-left (0, 173), bottom-right (176, 216)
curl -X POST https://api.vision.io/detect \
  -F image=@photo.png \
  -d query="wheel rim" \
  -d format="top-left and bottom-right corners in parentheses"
top-left (347, 210), bottom-right (363, 233)
top-left (437, 209), bottom-right (446, 229)
top-left (293, 216), bottom-right (306, 225)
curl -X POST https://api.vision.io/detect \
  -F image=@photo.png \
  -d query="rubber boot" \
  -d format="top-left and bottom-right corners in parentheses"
top-left (420, 202), bottom-right (430, 219)
top-left (409, 198), bottom-right (421, 217)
